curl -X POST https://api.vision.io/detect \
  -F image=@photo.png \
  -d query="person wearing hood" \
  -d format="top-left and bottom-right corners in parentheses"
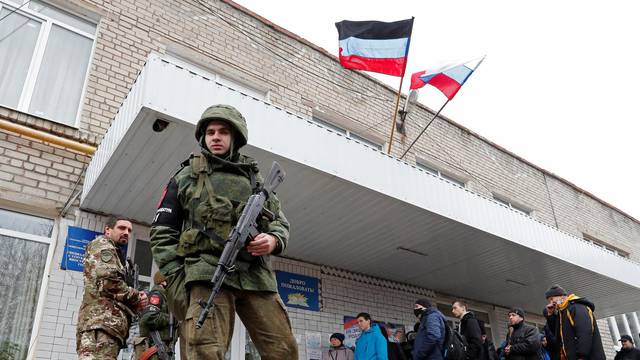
top-left (150, 105), bottom-right (296, 360)
top-left (355, 313), bottom-right (388, 360)
top-left (614, 335), bottom-right (640, 360)
top-left (502, 308), bottom-right (540, 360)
top-left (543, 285), bottom-right (605, 360)
top-left (323, 333), bottom-right (355, 360)
top-left (452, 300), bottom-right (483, 360)
top-left (412, 299), bottom-right (445, 360)
top-left (538, 334), bottom-right (552, 360)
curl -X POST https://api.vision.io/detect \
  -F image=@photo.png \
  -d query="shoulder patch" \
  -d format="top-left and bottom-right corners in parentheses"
top-left (149, 294), bottom-right (161, 305)
top-left (100, 249), bottom-right (113, 262)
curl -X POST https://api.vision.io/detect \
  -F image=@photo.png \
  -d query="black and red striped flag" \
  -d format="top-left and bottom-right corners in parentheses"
top-left (335, 18), bottom-right (414, 77)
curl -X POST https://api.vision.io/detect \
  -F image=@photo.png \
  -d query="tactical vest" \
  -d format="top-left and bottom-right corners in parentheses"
top-left (176, 154), bottom-right (263, 268)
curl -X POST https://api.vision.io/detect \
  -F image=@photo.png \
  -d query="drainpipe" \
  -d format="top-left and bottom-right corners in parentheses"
top-left (630, 312), bottom-right (640, 344)
top-left (0, 119), bottom-right (96, 155)
top-left (621, 314), bottom-right (633, 338)
top-left (609, 316), bottom-right (621, 347)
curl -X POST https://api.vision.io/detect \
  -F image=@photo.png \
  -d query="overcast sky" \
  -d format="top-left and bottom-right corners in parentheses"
top-left (234, 0), bottom-right (640, 220)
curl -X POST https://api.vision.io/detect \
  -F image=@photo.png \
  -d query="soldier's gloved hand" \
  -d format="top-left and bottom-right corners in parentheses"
top-left (136, 291), bottom-right (148, 312)
top-left (247, 233), bottom-right (277, 256)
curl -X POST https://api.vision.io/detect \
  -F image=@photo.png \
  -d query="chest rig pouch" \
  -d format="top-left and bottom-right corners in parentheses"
top-left (178, 155), bottom-right (262, 270)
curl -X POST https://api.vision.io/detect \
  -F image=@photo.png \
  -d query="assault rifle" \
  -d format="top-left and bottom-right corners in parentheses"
top-left (147, 330), bottom-right (171, 360)
top-left (196, 161), bottom-right (286, 329)
top-left (126, 258), bottom-right (175, 360)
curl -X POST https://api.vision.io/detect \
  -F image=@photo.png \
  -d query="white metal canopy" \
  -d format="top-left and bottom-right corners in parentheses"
top-left (82, 54), bottom-right (640, 317)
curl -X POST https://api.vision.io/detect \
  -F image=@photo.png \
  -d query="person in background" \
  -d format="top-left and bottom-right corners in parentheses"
top-left (478, 320), bottom-right (498, 360)
top-left (354, 312), bottom-right (388, 360)
top-left (412, 299), bottom-right (445, 360)
top-left (452, 300), bottom-right (483, 360)
top-left (538, 334), bottom-right (551, 360)
top-left (543, 285), bottom-right (605, 360)
top-left (614, 335), bottom-right (640, 360)
top-left (503, 307), bottom-right (540, 360)
top-left (323, 333), bottom-right (354, 360)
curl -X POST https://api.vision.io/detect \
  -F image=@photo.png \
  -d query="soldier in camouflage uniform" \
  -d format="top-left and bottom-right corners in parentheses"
top-left (150, 104), bottom-right (298, 359)
top-left (76, 217), bottom-right (147, 359)
top-left (133, 271), bottom-right (174, 360)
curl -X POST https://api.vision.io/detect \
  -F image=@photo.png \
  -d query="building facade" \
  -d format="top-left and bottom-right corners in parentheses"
top-left (0, 0), bottom-right (639, 359)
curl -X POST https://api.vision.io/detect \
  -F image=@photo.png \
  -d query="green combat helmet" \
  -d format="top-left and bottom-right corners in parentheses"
top-left (195, 104), bottom-right (248, 149)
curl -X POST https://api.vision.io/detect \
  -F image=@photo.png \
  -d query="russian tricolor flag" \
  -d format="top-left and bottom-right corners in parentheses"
top-left (335, 18), bottom-right (414, 77)
top-left (410, 60), bottom-right (480, 100)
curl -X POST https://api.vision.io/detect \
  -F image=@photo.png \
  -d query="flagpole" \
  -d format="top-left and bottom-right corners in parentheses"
top-left (399, 55), bottom-right (486, 160)
top-left (399, 99), bottom-right (449, 160)
top-left (386, 76), bottom-right (405, 154)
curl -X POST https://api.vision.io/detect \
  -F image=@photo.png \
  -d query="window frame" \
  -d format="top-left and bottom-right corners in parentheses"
top-left (415, 161), bottom-right (466, 188)
top-left (163, 52), bottom-right (269, 102)
top-left (0, 207), bottom-right (58, 360)
top-left (0, 0), bottom-right (97, 128)
top-left (583, 233), bottom-right (629, 258)
top-left (492, 195), bottom-right (531, 216)
top-left (129, 223), bottom-right (158, 290)
top-left (310, 115), bottom-right (384, 151)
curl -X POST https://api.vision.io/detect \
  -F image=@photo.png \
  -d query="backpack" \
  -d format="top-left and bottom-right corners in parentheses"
top-left (443, 321), bottom-right (467, 360)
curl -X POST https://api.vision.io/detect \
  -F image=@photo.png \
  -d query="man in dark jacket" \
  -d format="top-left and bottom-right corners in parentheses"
top-left (413, 299), bottom-right (445, 360)
top-left (503, 308), bottom-right (540, 360)
top-left (614, 335), bottom-right (640, 360)
top-left (542, 324), bottom-right (560, 360)
top-left (452, 300), bottom-right (483, 360)
top-left (543, 285), bottom-right (605, 360)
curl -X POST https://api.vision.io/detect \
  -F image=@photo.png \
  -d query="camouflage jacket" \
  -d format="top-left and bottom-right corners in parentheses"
top-left (139, 285), bottom-right (171, 342)
top-left (77, 235), bottom-right (140, 344)
top-left (150, 150), bottom-right (289, 291)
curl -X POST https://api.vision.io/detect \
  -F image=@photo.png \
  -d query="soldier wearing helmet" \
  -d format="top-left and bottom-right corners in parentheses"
top-left (150, 105), bottom-right (297, 360)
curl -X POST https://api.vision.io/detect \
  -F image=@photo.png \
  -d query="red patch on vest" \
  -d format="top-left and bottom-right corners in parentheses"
top-left (156, 186), bottom-right (168, 208)
top-left (149, 294), bottom-right (161, 305)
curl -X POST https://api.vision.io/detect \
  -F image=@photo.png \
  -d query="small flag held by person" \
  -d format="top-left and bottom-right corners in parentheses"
top-left (335, 18), bottom-right (414, 77)
top-left (410, 57), bottom-right (485, 100)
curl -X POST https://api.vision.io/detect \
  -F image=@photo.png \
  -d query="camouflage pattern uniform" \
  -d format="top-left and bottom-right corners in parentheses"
top-left (150, 105), bottom-right (298, 360)
top-left (76, 235), bottom-right (141, 359)
top-left (133, 284), bottom-right (172, 360)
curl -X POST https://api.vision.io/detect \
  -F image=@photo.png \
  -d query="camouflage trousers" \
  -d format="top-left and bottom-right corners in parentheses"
top-left (77, 329), bottom-right (120, 360)
top-left (184, 284), bottom-right (298, 360)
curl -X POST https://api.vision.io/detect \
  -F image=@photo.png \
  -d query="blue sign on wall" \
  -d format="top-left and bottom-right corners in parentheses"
top-left (276, 271), bottom-right (320, 311)
top-left (60, 226), bottom-right (102, 272)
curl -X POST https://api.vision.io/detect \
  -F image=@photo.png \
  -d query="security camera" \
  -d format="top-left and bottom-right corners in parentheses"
top-left (152, 119), bottom-right (169, 132)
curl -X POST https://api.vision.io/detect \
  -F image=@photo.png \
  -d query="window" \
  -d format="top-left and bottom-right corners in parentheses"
top-left (311, 116), bottom-right (384, 150)
top-left (493, 195), bottom-right (531, 215)
top-left (583, 234), bottom-right (629, 258)
top-left (133, 239), bottom-right (153, 290)
top-left (416, 162), bottom-right (466, 188)
top-left (130, 223), bottom-right (158, 291)
top-left (0, 0), bottom-right (96, 127)
top-left (0, 208), bottom-right (55, 360)
top-left (163, 53), bottom-right (268, 101)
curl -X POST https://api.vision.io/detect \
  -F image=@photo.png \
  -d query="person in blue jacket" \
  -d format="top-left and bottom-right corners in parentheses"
top-left (355, 312), bottom-right (388, 360)
top-left (412, 299), bottom-right (445, 360)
